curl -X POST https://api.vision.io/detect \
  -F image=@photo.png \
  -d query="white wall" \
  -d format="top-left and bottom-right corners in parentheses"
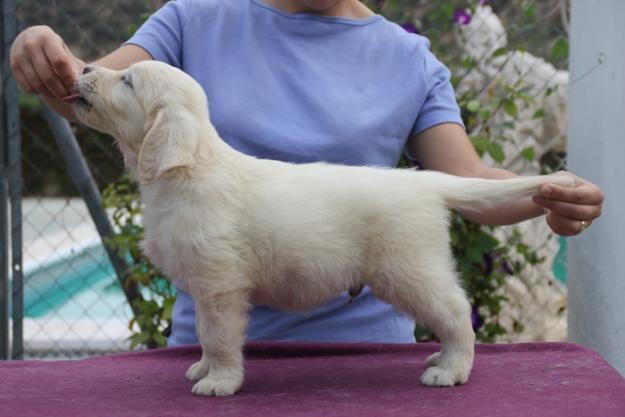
top-left (568, 0), bottom-right (625, 376)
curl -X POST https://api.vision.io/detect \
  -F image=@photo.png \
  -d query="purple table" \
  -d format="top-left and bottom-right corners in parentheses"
top-left (2, 342), bottom-right (624, 417)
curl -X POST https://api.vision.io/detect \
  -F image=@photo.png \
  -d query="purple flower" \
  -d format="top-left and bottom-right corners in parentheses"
top-left (471, 304), bottom-right (484, 331)
top-left (502, 260), bottom-right (514, 275)
top-left (453, 8), bottom-right (472, 25)
top-left (483, 253), bottom-right (493, 276)
top-left (401, 22), bottom-right (419, 34)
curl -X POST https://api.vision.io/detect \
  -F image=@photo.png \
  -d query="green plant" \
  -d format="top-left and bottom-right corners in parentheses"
top-left (102, 174), bottom-right (175, 348)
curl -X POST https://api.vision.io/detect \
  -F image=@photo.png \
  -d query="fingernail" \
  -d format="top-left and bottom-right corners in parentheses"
top-left (542, 185), bottom-right (552, 196)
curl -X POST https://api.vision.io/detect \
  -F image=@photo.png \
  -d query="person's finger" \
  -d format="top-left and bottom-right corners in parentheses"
top-left (21, 61), bottom-right (55, 98)
top-left (43, 37), bottom-right (80, 91)
top-left (532, 196), bottom-right (602, 221)
top-left (12, 67), bottom-right (36, 94)
top-left (539, 183), bottom-right (604, 205)
top-left (30, 53), bottom-right (68, 98)
top-left (545, 212), bottom-right (590, 236)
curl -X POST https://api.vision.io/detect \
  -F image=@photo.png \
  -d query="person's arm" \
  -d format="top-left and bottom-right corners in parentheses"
top-left (10, 25), bottom-right (152, 122)
top-left (410, 123), bottom-right (604, 236)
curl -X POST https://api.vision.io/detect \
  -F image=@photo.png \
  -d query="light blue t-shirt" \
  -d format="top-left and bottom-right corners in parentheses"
top-left (127, 0), bottom-right (463, 346)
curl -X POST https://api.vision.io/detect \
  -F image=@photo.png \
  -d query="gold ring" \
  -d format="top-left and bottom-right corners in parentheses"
top-left (579, 220), bottom-right (589, 233)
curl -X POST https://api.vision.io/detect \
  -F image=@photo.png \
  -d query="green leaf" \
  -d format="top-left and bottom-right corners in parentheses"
top-left (516, 242), bottom-right (529, 255)
top-left (126, 23), bottom-right (138, 38)
top-left (466, 245), bottom-right (483, 263)
top-left (476, 234), bottom-right (499, 252)
top-left (470, 135), bottom-right (489, 155)
top-left (491, 47), bottom-right (508, 58)
top-left (129, 332), bottom-right (150, 349)
top-left (503, 99), bottom-right (518, 118)
top-left (517, 92), bottom-right (533, 103)
top-left (162, 299), bottom-right (174, 321)
top-left (19, 93), bottom-right (42, 112)
top-left (496, 121), bottom-right (515, 130)
top-left (441, 4), bottom-right (454, 18)
top-left (486, 142), bottom-right (505, 164)
top-left (551, 38), bottom-right (569, 61)
top-left (466, 100), bottom-right (480, 113)
top-left (153, 333), bottom-right (168, 347)
top-left (522, 4), bottom-right (536, 21)
top-left (461, 57), bottom-right (476, 69)
top-left (521, 147), bottom-right (535, 161)
top-left (532, 109), bottom-right (545, 119)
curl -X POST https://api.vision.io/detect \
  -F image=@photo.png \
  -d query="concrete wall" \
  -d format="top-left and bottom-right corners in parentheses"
top-left (568, 0), bottom-right (625, 376)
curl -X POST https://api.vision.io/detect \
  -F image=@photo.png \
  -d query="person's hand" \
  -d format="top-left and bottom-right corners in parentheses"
top-left (532, 172), bottom-right (604, 236)
top-left (10, 25), bottom-right (84, 99)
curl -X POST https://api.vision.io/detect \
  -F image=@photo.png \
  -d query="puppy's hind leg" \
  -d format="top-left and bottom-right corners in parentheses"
top-left (188, 289), bottom-right (250, 396)
top-left (371, 252), bottom-right (475, 387)
top-left (417, 279), bottom-right (475, 387)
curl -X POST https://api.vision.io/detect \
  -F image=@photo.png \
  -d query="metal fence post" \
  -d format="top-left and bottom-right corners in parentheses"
top-left (0, 0), bottom-right (15, 361)
top-left (1, 0), bottom-right (22, 360)
top-left (0, 105), bottom-right (7, 361)
top-left (3, 0), bottom-right (22, 359)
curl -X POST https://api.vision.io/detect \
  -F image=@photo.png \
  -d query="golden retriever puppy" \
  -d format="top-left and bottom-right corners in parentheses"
top-left (68, 61), bottom-right (574, 396)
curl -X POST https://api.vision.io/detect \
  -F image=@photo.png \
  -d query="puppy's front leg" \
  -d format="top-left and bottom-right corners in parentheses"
top-left (188, 290), bottom-right (250, 396)
top-left (185, 312), bottom-right (210, 381)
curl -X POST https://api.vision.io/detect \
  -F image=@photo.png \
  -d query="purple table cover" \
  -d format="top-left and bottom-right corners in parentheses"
top-left (2, 342), bottom-right (624, 417)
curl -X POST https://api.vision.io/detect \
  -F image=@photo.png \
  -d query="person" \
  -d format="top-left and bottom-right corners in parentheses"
top-left (10, 0), bottom-right (604, 346)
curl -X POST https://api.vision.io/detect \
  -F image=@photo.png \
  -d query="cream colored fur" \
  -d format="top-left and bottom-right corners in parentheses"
top-left (73, 61), bottom-right (575, 396)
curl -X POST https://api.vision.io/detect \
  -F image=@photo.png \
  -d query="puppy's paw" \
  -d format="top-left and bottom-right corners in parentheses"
top-left (425, 351), bottom-right (441, 367)
top-left (191, 370), bottom-right (243, 396)
top-left (420, 366), bottom-right (457, 387)
top-left (185, 360), bottom-right (210, 382)
top-left (420, 357), bottom-right (471, 387)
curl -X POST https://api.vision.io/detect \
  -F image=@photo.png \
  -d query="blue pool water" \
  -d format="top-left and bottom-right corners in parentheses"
top-left (553, 237), bottom-right (568, 284)
top-left (24, 243), bottom-right (131, 319)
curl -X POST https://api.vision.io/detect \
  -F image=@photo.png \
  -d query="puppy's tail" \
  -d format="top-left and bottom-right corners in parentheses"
top-left (436, 173), bottom-right (576, 211)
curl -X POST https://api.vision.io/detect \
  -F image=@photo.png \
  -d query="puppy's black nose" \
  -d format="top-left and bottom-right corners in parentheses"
top-left (82, 66), bottom-right (93, 75)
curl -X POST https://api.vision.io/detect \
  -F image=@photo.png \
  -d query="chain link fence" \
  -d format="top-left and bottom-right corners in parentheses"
top-left (5, 0), bottom-right (570, 358)
top-left (13, 0), bottom-right (160, 358)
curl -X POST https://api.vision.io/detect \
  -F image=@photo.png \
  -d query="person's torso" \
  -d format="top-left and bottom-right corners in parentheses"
top-left (177, 0), bottom-right (432, 167)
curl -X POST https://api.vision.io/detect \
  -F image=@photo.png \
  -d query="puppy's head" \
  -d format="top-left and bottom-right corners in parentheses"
top-left (71, 61), bottom-right (208, 184)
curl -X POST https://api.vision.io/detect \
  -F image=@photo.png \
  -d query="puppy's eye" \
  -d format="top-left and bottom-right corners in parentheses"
top-left (121, 74), bottom-right (134, 89)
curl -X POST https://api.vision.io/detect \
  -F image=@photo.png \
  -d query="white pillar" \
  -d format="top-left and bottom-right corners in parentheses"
top-left (568, 0), bottom-right (625, 376)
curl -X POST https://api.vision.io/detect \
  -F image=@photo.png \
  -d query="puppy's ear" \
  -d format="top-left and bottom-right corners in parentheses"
top-left (138, 105), bottom-right (198, 184)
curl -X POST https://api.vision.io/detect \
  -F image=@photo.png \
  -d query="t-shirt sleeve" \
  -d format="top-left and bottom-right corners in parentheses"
top-left (124, 0), bottom-right (192, 68)
top-left (411, 42), bottom-right (464, 137)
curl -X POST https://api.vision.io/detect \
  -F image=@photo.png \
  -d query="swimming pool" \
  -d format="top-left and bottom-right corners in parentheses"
top-left (23, 242), bottom-right (133, 358)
